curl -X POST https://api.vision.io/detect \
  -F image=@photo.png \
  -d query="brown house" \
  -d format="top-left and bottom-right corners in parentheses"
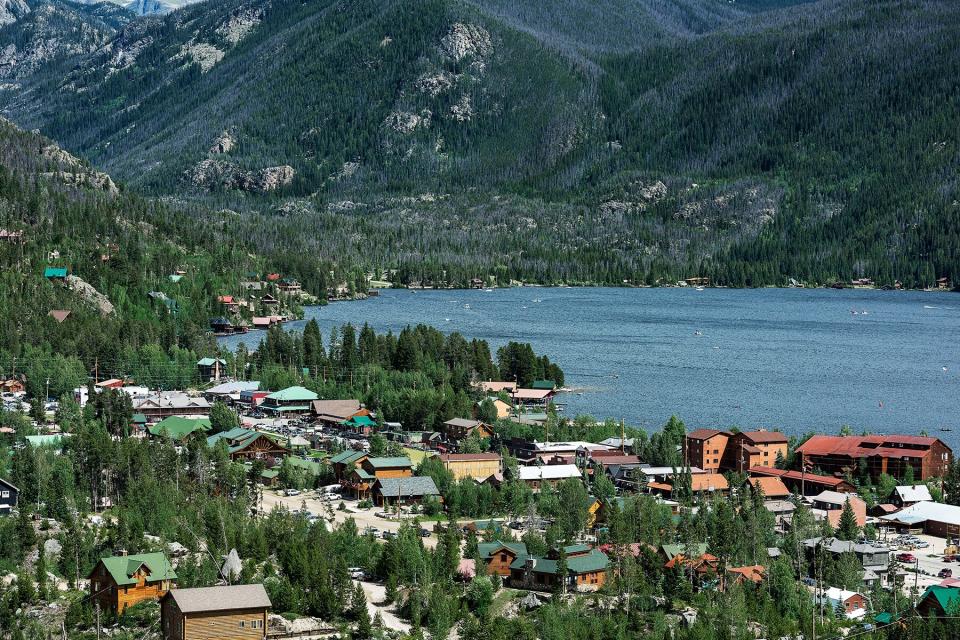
top-left (442, 418), bottom-right (493, 442)
top-left (89, 552), bottom-right (177, 615)
top-left (508, 545), bottom-right (609, 592)
top-left (478, 541), bottom-right (527, 577)
top-left (344, 456), bottom-right (412, 500)
top-left (728, 430), bottom-right (788, 472)
top-left (438, 452), bottom-right (502, 481)
top-left (161, 584), bottom-right (271, 640)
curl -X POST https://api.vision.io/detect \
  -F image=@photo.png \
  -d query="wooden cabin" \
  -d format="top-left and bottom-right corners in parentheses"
top-left (161, 584), bottom-right (271, 640)
top-left (89, 552), bottom-right (177, 614)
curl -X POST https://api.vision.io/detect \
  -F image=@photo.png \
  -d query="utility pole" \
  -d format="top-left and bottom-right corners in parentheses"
top-left (95, 602), bottom-right (101, 640)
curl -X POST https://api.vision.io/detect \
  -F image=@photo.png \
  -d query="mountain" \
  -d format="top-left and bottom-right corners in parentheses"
top-left (1, 0), bottom-right (957, 287)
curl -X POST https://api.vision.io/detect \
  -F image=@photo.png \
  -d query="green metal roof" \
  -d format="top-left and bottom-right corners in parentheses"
top-left (44, 267), bottom-right (67, 278)
top-left (531, 380), bottom-right (556, 390)
top-left (365, 456), bottom-right (412, 469)
top-left (168, 275), bottom-right (184, 282)
top-left (131, 413), bottom-right (148, 424)
top-left (330, 450), bottom-right (366, 465)
top-left (25, 434), bottom-right (68, 447)
top-left (267, 386), bottom-right (318, 402)
top-left (510, 549), bottom-right (609, 575)
top-left (920, 586), bottom-right (960, 614)
top-left (263, 404), bottom-right (310, 413)
top-left (478, 541), bottom-right (527, 560)
top-left (196, 358), bottom-right (226, 366)
top-left (98, 552), bottom-right (176, 587)
top-left (354, 468), bottom-right (374, 480)
top-left (148, 417), bottom-right (211, 440)
top-left (661, 543), bottom-right (708, 561)
top-left (343, 415), bottom-right (376, 428)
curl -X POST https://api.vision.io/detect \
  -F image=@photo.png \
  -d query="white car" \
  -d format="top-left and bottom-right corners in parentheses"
top-left (285, 489), bottom-right (301, 497)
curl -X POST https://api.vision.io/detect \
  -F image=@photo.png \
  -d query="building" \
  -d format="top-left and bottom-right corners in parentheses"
top-left (508, 545), bottom-right (609, 592)
top-left (311, 399), bottom-right (366, 427)
top-left (648, 473), bottom-right (729, 497)
top-left (685, 429), bottom-right (730, 471)
top-left (478, 541), bottom-right (527, 577)
top-left (89, 552), bottom-right (177, 614)
top-left (438, 453), bottom-right (502, 481)
top-left (197, 358), bottom-right (227, 382)
top-left (0, 478), bottom-right (19, 514)
top-left (441, 418), bottom-right (493, 442)
top-left (474, 397), bottom-right (512, 420)
top-left (476, 381), bottom-right (517, 394)
top-left (817, 587), bottom-right (867, 619)
top-left (329, 449), bottom-right (369, 482)
top-left (260, 386), bottom-right (318, 415)
top-left (892, 484), bottom-right (933, 508)
top-left (374, 476), bottom-right (440, 506)
top-left (748, 466), bottom-right (857, 496)
top-left (506, 439), bottom-right (613, 464)
top-left (44, 267), bottom-right (68, 280)
top-left (206, 428), bottom-right (290, 462)
top-left (345, 456), bottom-right (413, 500)
top-left (728, 430), bottom-right (788, 471)
top-left (916, 585), bottom-right (960, 618)
top-left (160, 584), bottom-right (271, 640)
top-left (796, 434), bottom-right (952, 480)
top-left (134, 393), bottom-right (212, 419)
top-left (517, 464), bottom-right (581, 491)
top-left (879, 501), bottom-right (960, 538)
top-left (148, 417), bottom-right (212, 442)
top-left (802, 538), bottom-right (890, 578)
top-left (808, 490), bottom-right (867, 528)
top-left (749, 476), bottom-right (791, 499)
top-left (203, 381), bottom-right (260, 403)
top-left (511, 388), bottom-right (554, 406)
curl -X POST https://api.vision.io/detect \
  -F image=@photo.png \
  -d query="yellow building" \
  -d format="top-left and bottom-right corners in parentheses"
top-left (438, 453), bottom-right (502, 481)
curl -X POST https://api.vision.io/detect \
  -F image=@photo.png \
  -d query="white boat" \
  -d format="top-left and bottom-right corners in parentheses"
top-left (695, 286), bottom-right (705, 291)
top-left (484, 288), bottom-right (493, 292)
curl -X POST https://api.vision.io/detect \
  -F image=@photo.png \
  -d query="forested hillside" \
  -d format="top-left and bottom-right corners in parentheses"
top-left (1, 0), bottom-right (958, 287)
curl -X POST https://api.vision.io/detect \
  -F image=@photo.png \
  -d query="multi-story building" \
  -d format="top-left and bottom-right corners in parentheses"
top-left (796, 434), bottom-right (952, 480)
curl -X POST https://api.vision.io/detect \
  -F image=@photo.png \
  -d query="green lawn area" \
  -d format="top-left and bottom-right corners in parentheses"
top-left (403, 447), bottom-right (434, 465)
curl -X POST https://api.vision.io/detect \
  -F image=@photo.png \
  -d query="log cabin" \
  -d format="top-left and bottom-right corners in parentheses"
top-left (89, 552), bottom-right (177, 614)
top-left (160, 584), bottom-right (271, 640)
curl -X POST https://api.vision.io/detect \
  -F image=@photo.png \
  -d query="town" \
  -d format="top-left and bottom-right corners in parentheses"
top-left (1, 322), bottom-right (959, 640)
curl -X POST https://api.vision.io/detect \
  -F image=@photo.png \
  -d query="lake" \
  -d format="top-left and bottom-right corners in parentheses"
top-left (219, 287), bottom-right (960, 447)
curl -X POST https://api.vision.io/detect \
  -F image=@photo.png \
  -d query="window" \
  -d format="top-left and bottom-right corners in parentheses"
top-left (240, 621), bottom-right (246, 628)
top-left (0, 491), bottom-right (8, 498)
top-left (251, 620), bottom-right (263, 629)
top-left (500, 553), bottom-right (508, 562)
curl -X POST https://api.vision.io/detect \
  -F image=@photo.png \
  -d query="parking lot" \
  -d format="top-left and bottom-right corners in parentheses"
top-left (877, 531), bottom-right (957, 591)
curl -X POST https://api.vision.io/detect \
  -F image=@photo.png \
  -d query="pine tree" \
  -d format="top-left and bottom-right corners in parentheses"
top-left (837, 498), bottom-right (859, 541)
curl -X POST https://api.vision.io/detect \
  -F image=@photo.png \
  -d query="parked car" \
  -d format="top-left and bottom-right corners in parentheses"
top-left (347, 567), bottom-right (366, 580)
top-left (897, 553), bottom-right (917, 563)
top-left (420, 528), bottom-right (431, 538)
top-left (939, 568), bottom-right (953, 579)
top-left (382, 531), bottom-right (397, 540)
top-left (285, 489), bottom-right (301, 497)
top-left (943, 555), bottom-right (956, 563)
top-left (509, 521), bottom-right (523, 530)
top-left (363, 526), bottom-right (380, 536)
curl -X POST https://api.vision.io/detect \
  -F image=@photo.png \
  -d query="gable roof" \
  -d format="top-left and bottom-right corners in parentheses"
top-left (148, 416), bottom-right (211, 440)
top-left (330, 449), bottom-right (367, 465)
top-left (44, 267), bottom-right (67, 278)
top-left (166, 584), bottom-right (271, 614)
top-left (920, 585), bottom-right (960, 614)
top-left (895, 485), bottom-right (933, 503)
top-left (661, 543), bottom-right (708, 561)
top-left (750, 476), bottom-right (790, 498)
top-left (478, 541), bottom-right (527, 559)
top-left (98, 552), bottom-right (176, 586)
top-left (0, 477), bottom-right (19, 492)
top-left (739, 430), bottom-right (788, 444)
top-left (365, 456), bottom-right (412, 469)
top-left (376, 476), bottom-right (439, 498)
top-left (267, 386), bottom-right (318, 402)
top-left (311, 399), bottom-right (362, 419)
top-left (691, 473), bottom-right (728, 492)
top-left (517, 464), bottom-right (580, 481)
top-left (687, 428), bottom-right (729, 440)
top-left (48, 309), bottom-right (71, 323)
top-left (444, 418), bottom-right (483, 429)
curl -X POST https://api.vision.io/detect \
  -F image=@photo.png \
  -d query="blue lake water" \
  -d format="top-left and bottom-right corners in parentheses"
top-left (220, 287), bottom-right (960, 447)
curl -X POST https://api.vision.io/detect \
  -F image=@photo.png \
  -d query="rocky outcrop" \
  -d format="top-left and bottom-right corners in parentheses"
top-left (415, 71), bottom-right (456, 97)
top-left (385, 110), bottom-right (431, 134)
top-left (0, 0), bottom-right (28, 27)
top-left (215, 8), bottom-right (263, 45)
top-left (440, 23), bottom-right (492, 62)
top-left (186, 159), bottom-right (294, 193)
top-left (65, 275), bottom-right (115, 315)
top-left (449, 94), bottom-right (473, 122)
top-left (39, 144), bottom-right (119, 194)
top-left (209, 130), bottom-right (235, 154)
top-left (176, 42), bottom-right (225, 73)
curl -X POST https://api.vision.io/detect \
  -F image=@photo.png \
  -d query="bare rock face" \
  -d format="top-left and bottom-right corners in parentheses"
top-left (39, 144), bottom-right (118, 195)
top-left (65, 275), bottom-right (115, 315)
top-left (449, 94), bottom-right (473, 122)
top-left (0, 0), bottom-right (29, 27)
top-left (215, 8), bottom-right (263, 45)
top-left (440, 23), bottom-right (492, 62)
top-left (385, 110), bottom-right (431, 134)
top-left (415, 71), bottom-right (456, 97)
top-left (186, 159), bottom-right (294, 193)
top-left (209, 130), bottom-right (235, 154)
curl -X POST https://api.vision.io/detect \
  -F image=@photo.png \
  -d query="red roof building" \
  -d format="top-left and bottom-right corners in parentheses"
top-left (796, 434), bottom-right (952, 481)
top-left (748, 466), bottom-right (857, 496)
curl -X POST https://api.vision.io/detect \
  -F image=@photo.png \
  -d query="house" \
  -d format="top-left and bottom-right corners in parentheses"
top-left (311, 399), bottom-right (366, 427)
top-left (203, 381), bottom-right (261, 402)
top-left (374, 475), bottom-right (440, 506)
top-left (239, 390), bottom-right (270, 407)
top-left (260, 294), bottom-right (279, 306)
top-left (206, 428), bottom-right (290, 462)
top-left (438, 453), bottom-right (502, 481)
top-left (344, 456), bottom-right (413, 501)
top-left (879, 501), bottom-right (960, 538)
top-left (802, 538), bottom-right (890, 578)
top-left (517, 464), bottom-right (581, 491)
top-left (508, 545), bottom-right (609, 592)
top-left (728, 430), bottom-right (788, 471)
top-left (148, 417), bottom-right (212, 442)
top-left (474, 397), bottom-right (512, 420)
top-left (664, 553), bottom-right (721, 589)
top-left (808, 491), bottom-right (867, 528)
top-left (0, 378), bottom-right (24, 394)
top-left (748, 466), bottom-right (857, 496)
top-left (341, 414), bottom-right (377, 436)
top-left (530, 380), bottom-right (556, 391)
top-left (817, 588), bottom-right (868, 619)
top-left (749, 476), bottom-right (791, 499)
top-left (916, 585), bottom-right (960, 618)
top-left (89, 552), bottom-right (177, 615)
top-left (685, 429), bottom-right (730, 471)
top-left (160, 584), bottom-right (271, 640)
top-left (727, 565), bottom-right (765, 586)
top-left (48, 309), bottom-right (71, 323)
top-left (506, 439), bottom-right (613, 464)
top-left (135, 394), bottom-right (211, 419)
top-left (892, 484), bottom-right (933, 508)
top-left (0, 478), bottom-right (18, 514)
top-left (217, 295), bottom-right (240, 313)
top-left (441, 418), bottom-right (493, 442)
top-left (260, 386), bottom-right (318, 415)
top-left (197, 358), bottom-right (227, 382)
top-left (476, 381), bottom-right (517, 394)
top-left (478, 541), bottom-right (527, 577)
top-left (511, 388), bottom-right (554, 405)
top-left (796, 434), bottom-right (952, 481)
top-left (277, 278), bottom-right (301, 293)
top-left (329, 449), bottom-right (369, 482)
top-left (44, 267), bottom-right (68, 280)
top-left (660, 544), bottom-right (708, 564)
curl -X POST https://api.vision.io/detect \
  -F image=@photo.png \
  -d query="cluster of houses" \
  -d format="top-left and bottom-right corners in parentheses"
top-left (210, 273), bottom-right (303, 335)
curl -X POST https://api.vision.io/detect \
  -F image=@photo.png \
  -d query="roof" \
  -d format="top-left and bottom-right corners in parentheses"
top-left (148, 417), bottom-right (211, 440)
top-left (821, 587), bottom-right (864, 603)
top-left (797, 434), bottom-right (948, 459)
top-left (476, 381), bottom-right (517, 393)
top-left (895, 485), bottom-right (933, 503)
top-left (750, 476), bottom-right (790, 498)
top-left (920, 586), bottom-right (960, 613)
top-left (444, 418), bottom-right (483, 429)
top-left (748, 466), bottom-right (850, 488)
top-left (131, 413), bottom-right (148, 424)
top-left (531, 380), bottom-right (556, 390)
top-left (812, 490), bottom-right (851, 506)
top-left (512, 549), bottom-right (609, 575)
top-left (25, 434), bottom-right (68, 447)
top-left (98, 552), bottom-right (176, 586)
top-left (166, 584), bottom-right (271, 614)
top-left (478, 541), bottom-right (527, 559)
top-left (48, 309), bottom-right (71, 323)
top-left (739, 430), bottom-right (788, 444)
top-left (44, 267), bottom-right (67, 278)
top-left (661, 543), bottom-right (708, 561)
top-left (0, 477), bottom-right (19, 492)
top-left (512, 388), bottom-right (553, 400)
top-left (439, 453), bottom-right (501, 462)
top-left (691, 473), bottom-right (728, 492)
top-left (880, 501), bottom-right (960, 527)
top-left (376, 476), bottom-right (440, 498)
top-left (728, 565), bottom-right (765, 583)
top-left (366, 456), bottom-right (412, 469)
top-left (687, 429), bottom-right (729, 440)
top-left (343, 415), bottom-right (376, 428)
top-left (197, 358), bottom-right (227, 367)
top-left (206, 381), bottom-right (260, 395)
top-left (312, 399), bottom-right (362, 419)
top-left (330, 450), bottom-right (367, 465)
top-left (803, 537), bottom-right (889, 556)
top-left (267, 386), bottom-right (318, 402)
top-left (517, 464), bottom-right (581, 481)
